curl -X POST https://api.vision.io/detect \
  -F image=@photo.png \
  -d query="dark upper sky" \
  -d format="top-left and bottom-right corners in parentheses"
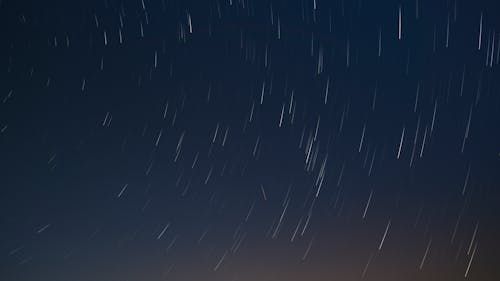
top-left (1, 0), bottom-right (500, 280)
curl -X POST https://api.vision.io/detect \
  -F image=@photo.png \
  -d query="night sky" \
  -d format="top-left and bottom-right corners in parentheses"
top-left (1, 0), bottom-right (500, 280)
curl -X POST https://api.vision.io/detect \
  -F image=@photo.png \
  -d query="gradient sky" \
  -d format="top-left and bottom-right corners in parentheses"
top-left (1, 0), bottom-right (500, 280)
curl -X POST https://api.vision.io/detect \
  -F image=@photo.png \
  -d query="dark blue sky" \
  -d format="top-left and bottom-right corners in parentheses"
top-left (1, 0), bottom-right (500, 280)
